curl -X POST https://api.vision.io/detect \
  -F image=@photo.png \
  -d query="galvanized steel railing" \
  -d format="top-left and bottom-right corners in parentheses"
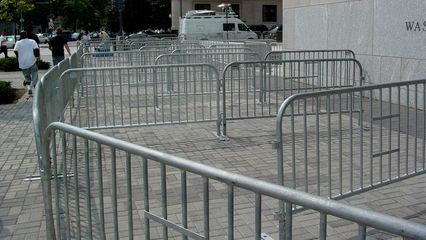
top-left (40, 121), bottom-right (426, 240)
top-left (265, 49), bottom-right (356, 61)
top-left (219, 58), bottom-right (364, 138)
top-left (62, 64), bottom-right (220, 130)
top-left (33, 50), bottom-right (426, 240)
top-left (172, 47), bottom-right (254, 54)
top-left (155, 52), bottom-right (262, 73)
top-left (81, 49), bottom-right (169, 67)
top-left (275, 79), bottom-right (426, 201)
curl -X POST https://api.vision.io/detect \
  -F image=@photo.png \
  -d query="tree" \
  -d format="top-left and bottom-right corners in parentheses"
top-left (0, 0), bottom-right (35, 33)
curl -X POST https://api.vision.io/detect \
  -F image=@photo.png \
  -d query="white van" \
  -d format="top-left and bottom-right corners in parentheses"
top-left (179, 10), bottom-right (258, 40)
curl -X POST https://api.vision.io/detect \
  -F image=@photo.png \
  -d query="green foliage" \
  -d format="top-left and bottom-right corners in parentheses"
top-left (0, 57), bottom-right (50, 71)
top-left (36, 59), bottom-right (50, 70)
top-left (0, 57), bottom-right (19, 72)
top-left (0, 0), bottom-right (35, 23)
top-left (0, 81), bottom-right (17, 104)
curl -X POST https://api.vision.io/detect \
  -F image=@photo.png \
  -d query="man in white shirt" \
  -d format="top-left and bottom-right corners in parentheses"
top-left (14, 31), bottom-right (40, 95)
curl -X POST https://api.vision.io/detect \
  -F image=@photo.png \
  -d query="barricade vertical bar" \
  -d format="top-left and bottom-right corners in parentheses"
top-left (406, 86), bottom-right (409, 175)
top-left (359, 90), bottom-right (364, 188)
top-left (284, 203), bottom-right (292, 240)
top-left (379, 88), bottom-right (383, 183)
top-left (142, 158), bottom-right (150, 239)
top-left (181, 171), bottom-right (188, 240)
top-left (358, 224), bottom-right (366, 240)
top-left (111, 70), bottom-right (116, 126)
top-left (316, 97), bottom-right (321, 195)
top-left (72, 135), bottom-right (81, 239)
top-left (369, 90), bottom-right (374, 186)
top-left (327, 95), bottom-right (332, 198)
top-left (128, 70), bottom-right (132, 126)
top-left (85, 73), bottom-right (90, 128)
top-left (388, 88), bottom-right (392, 179)
top-left (94, 72), bottom-right (99, 127)
top-left (227, 184), bottom-right (234, 240)
top-left (398, 88), bottom-right (401, 177)
top-left (415, 84), bottom-right (418, 172)
top-left (136, 71), bottom-right (140, 125)
top-left (319, 213), bottom-right (327, 240)
top-left (84, 139), bottom-right (93, 239)
top-left (111, 147), bottom-right (119, 240)
top-left (339, 93), bottom-right (343, 195)
top-left (62, 133), bottom-right (70, 239)
top-left (126, 153), bottom-right (134, 240)
top-left (424, 83), bottom-right (426, 170)
top-left (102, 72), bottom-right (107, 127)
top-left (303, 99), bottom-right (308, 192)
top-left (203, 177), bottom-right (209, 239)
top-left (349, 92), bottom-right (354, 192)
top-left (119, 69), bottom-right (124, 125)
top-left (255, 194), bottom-right (261, 240)
top-left (144, 70), bottom-right (149, 124)
top-left (51, 132), bottom-right (60, 239)
top-left (96, 143), bottom-right (106, 240)
top-left (291, 104), bottom-right (296, 189)
top-left (161, 163), bottom-right (168, 239)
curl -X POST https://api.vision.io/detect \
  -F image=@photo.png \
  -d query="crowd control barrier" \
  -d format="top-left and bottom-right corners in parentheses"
top-left (81, 49), bottom-right (169, 67)
top-left (33, 48), bottom-right (426, 240)
top-left (155, 52), bottom-right (261, 73)
top-left (275, 79), bottom-right (426, 204)
top-left (265, 49), bottom-right (356, 61)
top-left (219, 58), bottom-right (364, 138)
top-left (61, 64), bottom-right (220, 130)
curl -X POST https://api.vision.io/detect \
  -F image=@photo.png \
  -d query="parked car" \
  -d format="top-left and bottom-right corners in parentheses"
top-left (126, 32), bottom-right (150, 40)
top-left (266, 25), bottom-right (282, 42)
top-left (4, 35), bottom-right (18, 49)
top-left (37, 33), bottom-right (49, 43)
top-left (62, 30), bottom-right (73, 41)
top-left (71, 32), bottom-right (81, 41)
top-left (248, 25), bottom-right (268, 39)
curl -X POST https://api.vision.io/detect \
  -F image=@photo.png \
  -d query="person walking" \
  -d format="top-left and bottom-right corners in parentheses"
top-left (0, 34), bottom-right (8, 58)
top-left (13, 31), bottom-right (40, 95)
top-left (25, 24), bottom-right (40, 45)
top-left (82, 30), bottom-right (91, 53)
top-left (48, 27), bottom-right (71, 65)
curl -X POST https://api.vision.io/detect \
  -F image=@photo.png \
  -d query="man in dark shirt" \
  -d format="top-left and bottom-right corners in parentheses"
top-left (48, 27), bottom-right (71, 65)
top-left (25, 24), bottom-right (40, 45)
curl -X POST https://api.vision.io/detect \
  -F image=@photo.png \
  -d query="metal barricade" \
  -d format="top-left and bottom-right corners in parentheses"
top-left (275, 79), bottom-right (426, 202)
top-left (37, 120), bottom-right (426, 240)
top-left (265, 50), bottom-right (356, 61)
top-left (219, 59), bottom-right (364, 138)
top-left (172, 47), bottom-right (254, 54)
top-left (155, 52), bottom-right (261, 74)
top-left (62, 64), bottom-right (220, 130)
top-left (81, 49), bottom-right (169, 67)
top-left (33, 51), bottom-right (426, 240)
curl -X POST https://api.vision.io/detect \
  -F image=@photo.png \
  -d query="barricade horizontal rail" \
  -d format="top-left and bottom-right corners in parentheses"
top-left (41, 121), bottom-right (426, 239)
top-left (220, 58), bottom-right (364, 137)
top-left (81, 49), bottom-right (169, 67)
top-left (155, 52), bottom-right (262, 73)
top-left (172, 47), bottom-right (254, 54)
top-left (265, 49), bottom-right (356, 61)
top-left (60, 64), bottom-right (220, 130)
top-left (275, 79), bottom-right (426, 203)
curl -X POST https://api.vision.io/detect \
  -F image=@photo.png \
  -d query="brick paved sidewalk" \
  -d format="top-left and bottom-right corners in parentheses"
top-left (0, 68), bottom-right (425, 239)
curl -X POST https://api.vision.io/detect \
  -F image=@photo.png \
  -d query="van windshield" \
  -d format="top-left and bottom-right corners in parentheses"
top-left (238, 24), bottom-right (249, 31)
